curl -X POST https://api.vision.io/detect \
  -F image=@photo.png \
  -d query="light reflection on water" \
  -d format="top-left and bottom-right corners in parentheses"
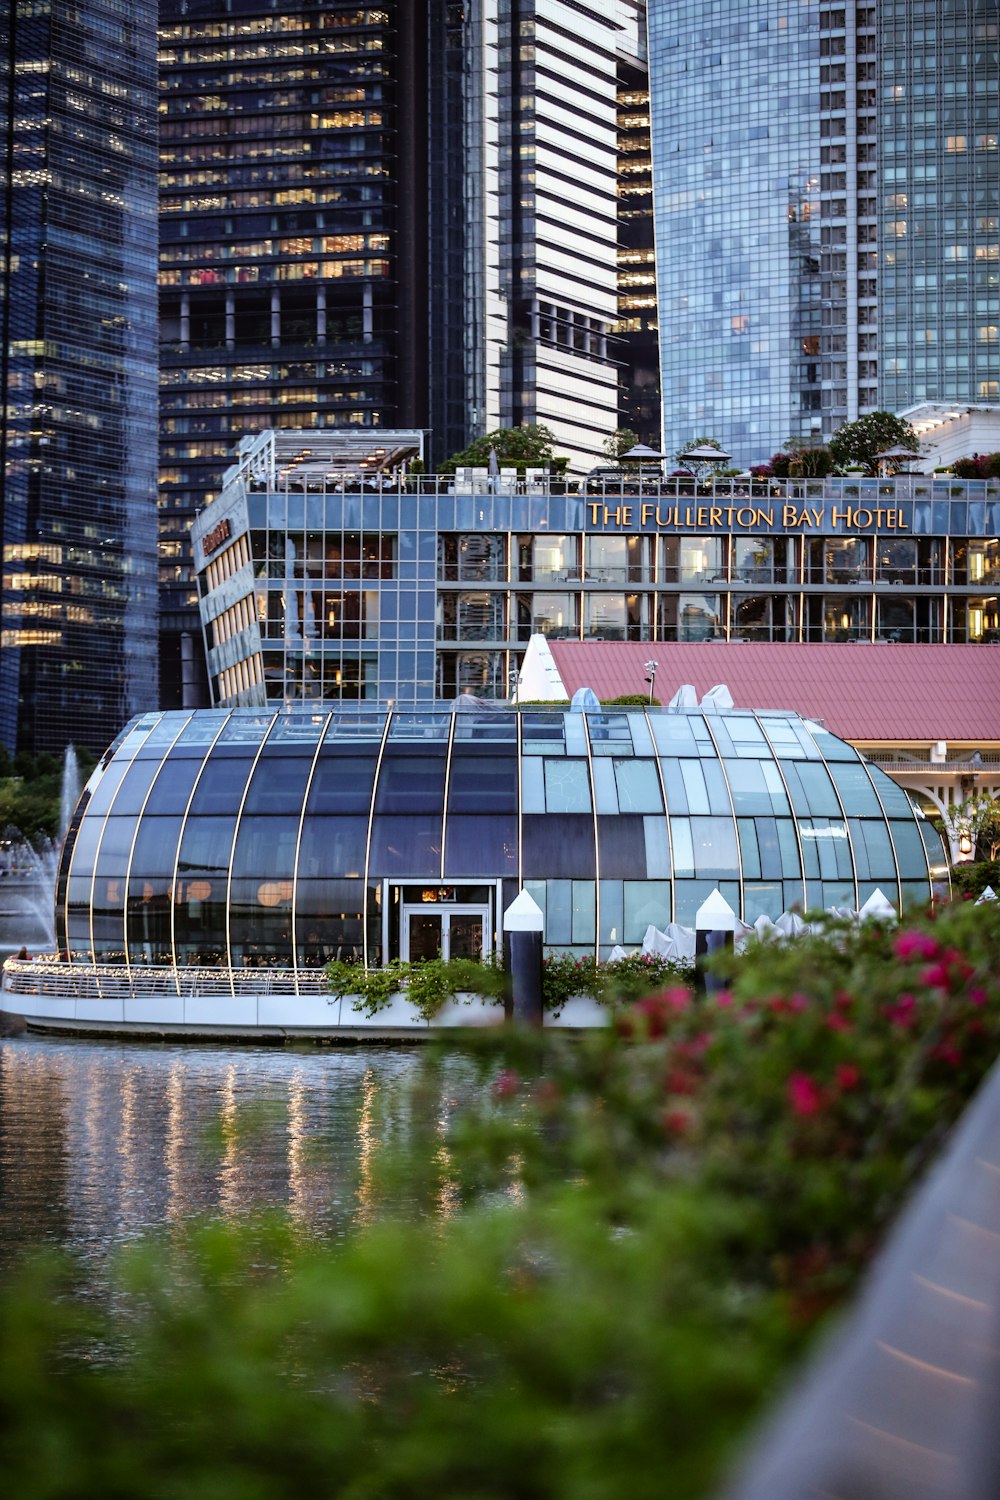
top-left (0, 1035), bottom-right (476, 1274)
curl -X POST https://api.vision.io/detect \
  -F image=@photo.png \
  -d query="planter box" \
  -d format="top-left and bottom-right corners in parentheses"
top-left (344, 993), bottom-right (427, 1029)
top-left (544, 995), bottom-right (610, 1028)
top-left (432, 995), bottom-right (505, 1028)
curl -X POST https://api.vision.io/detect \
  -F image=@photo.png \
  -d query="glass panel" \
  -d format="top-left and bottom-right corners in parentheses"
top-left (725, 760), bottom-right (773, 815)
top-left (599, 880), bottom-right (623, 945)
top-left (889, 820), bottom-right (927, 882)
top-left (448, 913), bottom-right (484, 961)
top-left (408, 913), bottom-right (443, 962)
top-left (597, 816), bottom-right (647, 878)
top-left (306, 755), bottom-right (377, 814)
top-left (111, 758), bottom-right (163, 816)
top-left (188, 755), bottom-right (256, 815)
top-left (591, 759), bottom-right (618, 814)
top-left (374, 751), bottom-right (447, 814)
top-left (688, 817), bottom-right (740, 878)
top-left (623, 880), bottom-right (670, 944)
top-left (231, 816), bottom-right (299, 880)
top-left (448, 754), bottom-right (517, 814)
top-left (444, 815), bottom-right (517, 877)
top-left (680, 760), bottom-right (710, 814)
top-left (142, 756), bottom-right (208, 816)
top-left (545, 880), bottom-right (572, 944)
top-left (368, 818), bottom-right (442, 877)
top-left (521, 757), bottom-right (546, 813)
top-left (827, 760), bottom-right (882, 813)
top-left (297, 817), bottom-right (368, 880)
top-left (572, 882), bottom-right (596, 944)
top-left (82, 759), bottom-right (131, 818)
top-left (643, 816), bottom-right (671, 877)
top-left (543, 759), bottom-right (592, 813)
top-left (614, 760), bottom-right (662, 813)
top-left (243, 755), bottom-right (315, 815)
top-left (521, 815), bottom-right (595, 878)
top-left (129, 816), bottom-right (184, 878)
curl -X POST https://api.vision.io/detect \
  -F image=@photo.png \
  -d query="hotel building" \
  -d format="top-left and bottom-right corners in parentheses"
top-left (192, 430), bottom-right (999, 709)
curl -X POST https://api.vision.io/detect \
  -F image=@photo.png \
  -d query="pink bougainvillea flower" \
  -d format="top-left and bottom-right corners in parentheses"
top-left (892, 930), bottom-right (940, 962)
top-left (969, 987), bottom-right (988, 1007)
top-left (884, 993), bottom-right (918, 1027)
top-left (835, 1063), bottom-right (861, 1092)
top-left (835, 990), bottom-right (855, 1012)
top-left (920, 961), bottom-right (951, 989)
top-left (787, 1072), bottom-right (824, 1117)
top-left (824, 1012), bottom-right (853, 1034)
top-left (931, 1041), bottom-right (962, 1067)
top-left (714, 989), bottom-right (734, 1008)
top-left (788, 992), bottom-right (809, 1014)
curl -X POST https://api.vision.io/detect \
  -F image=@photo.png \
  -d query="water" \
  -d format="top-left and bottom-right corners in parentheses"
top-left (0, 744), bottom-right (81, 955)
top-left (0, 1034), bottom-right (476, 1276)
top-left (59, 744), bottom-right (81, 841)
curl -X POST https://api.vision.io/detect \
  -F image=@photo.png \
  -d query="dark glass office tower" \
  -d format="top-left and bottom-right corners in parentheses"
top-left (157, 2), bottom-right (438, 708)
top-left (0, 0), bottom-right (160, 757)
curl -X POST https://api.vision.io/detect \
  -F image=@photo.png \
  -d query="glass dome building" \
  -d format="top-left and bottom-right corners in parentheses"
top-left (53, 702), bottom-right (947, 979)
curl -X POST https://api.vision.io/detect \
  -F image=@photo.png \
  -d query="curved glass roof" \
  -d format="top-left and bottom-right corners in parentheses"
top-left (56, 705), bottom-right (947, 971)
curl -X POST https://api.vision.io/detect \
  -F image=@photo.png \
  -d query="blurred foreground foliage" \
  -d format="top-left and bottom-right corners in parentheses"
top-left (2, 897), bottom-right (1000, 1500)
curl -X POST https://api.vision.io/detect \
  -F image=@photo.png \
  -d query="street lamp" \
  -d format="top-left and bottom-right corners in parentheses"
top-left (644, 659), bottom-right (659, 705)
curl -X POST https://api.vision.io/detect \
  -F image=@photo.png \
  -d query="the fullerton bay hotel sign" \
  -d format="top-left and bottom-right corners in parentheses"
top-left (585, 500), bottom-right (911, 534)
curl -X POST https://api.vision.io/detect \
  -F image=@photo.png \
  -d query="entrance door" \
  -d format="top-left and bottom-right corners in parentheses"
top-left (401, 905), bottom-right (490, 963)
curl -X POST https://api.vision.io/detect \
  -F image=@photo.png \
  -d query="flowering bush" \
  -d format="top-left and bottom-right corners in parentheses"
top-left (3, 898), bottom-right (1000, 1500)
top-left (541, 949), bottom-right (693, 1014)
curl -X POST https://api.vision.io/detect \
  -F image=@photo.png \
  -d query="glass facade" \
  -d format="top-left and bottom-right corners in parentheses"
top-left (878, 1), bottom-right (1000, 409)
top-left (0, 0), bottom-right (159, 757)
top-left (193, 438), bottom-right (1000, 706)
top-left (56, 702), bottom-right (945, 978)
top-left (648, 1), bottom-right (999, 466)
top-left (157, 2), bottom-right (460, 707)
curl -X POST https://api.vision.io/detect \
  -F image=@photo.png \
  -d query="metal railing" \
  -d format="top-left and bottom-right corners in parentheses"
top-left (1, 957), bottom-right (333, 1002)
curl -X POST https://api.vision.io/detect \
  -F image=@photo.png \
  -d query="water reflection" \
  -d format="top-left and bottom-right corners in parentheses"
top-left (0, 1036), bottom-right (471, 1274)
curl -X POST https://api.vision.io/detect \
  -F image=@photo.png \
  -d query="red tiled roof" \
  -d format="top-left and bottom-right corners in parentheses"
top-left (545, 642), bottom-right (1000, 744)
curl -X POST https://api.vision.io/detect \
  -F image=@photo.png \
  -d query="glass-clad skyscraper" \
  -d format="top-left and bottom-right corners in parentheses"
top-left (0, 0), bottom-right (160, 756)
top-left (648, 0), bottom-right (999, 468)
top-left (157, 2), bottom-right (431, 709)
top-left (878, 1), bottom-right (1000, 411)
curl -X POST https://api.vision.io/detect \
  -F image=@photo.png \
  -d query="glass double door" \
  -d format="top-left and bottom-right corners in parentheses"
top-left (401, 905), bottom-right (489, 963)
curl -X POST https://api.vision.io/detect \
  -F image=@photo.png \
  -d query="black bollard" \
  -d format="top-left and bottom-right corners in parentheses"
top-left (694, 888), bottom-right (738, 996)
top-left (504, 890), bottom-right (544, 1026)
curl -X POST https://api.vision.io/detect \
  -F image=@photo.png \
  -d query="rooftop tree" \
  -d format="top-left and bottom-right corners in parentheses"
top-left (828, 412), bottom-right (920, 475)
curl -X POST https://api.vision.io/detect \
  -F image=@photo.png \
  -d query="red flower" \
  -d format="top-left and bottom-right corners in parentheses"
top-left (663, 1107), bottom-right (694, 1137)
top-left (969, 987), bottom-right (988, 1007)
top-left (892, 930), bottom-right (940, 962)
top-left (787, 1072), bottom-right (824, 1117)
top-left (824, 1012), bottom-right (852, 1034)
top-left (714, 989), bottom-right (734, 1008)
top-left (835, 1063), bottom-right (861, 1092)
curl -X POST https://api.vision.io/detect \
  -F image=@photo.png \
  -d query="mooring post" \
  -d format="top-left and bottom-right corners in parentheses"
top-left (695, 888), bottom-right (738, 995)
top-left (503, 889), bottom-right (544, 1026)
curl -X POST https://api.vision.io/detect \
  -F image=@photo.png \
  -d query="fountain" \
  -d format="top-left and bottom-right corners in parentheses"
top-left (0, 745), bottom-right (81, 956)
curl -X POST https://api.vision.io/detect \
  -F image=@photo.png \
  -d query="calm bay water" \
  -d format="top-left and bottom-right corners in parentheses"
top-left (0, 1035), bottom-right (476, 1274)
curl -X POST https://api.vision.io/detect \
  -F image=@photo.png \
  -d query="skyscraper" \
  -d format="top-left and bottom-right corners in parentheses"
top-left (158, 1), bottom-right (647, 708)
top-left (0, 0), bottom-right (160, 757)
top-left (648, 0), bottom-right (999, 467)
top-left (157, 3), bottom-right (433, 707)
top-left (465, 1), bottom-right (642, 470)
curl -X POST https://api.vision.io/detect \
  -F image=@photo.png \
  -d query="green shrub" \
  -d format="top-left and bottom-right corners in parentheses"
top-left (326, 953), bottom-right (506, 1021)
